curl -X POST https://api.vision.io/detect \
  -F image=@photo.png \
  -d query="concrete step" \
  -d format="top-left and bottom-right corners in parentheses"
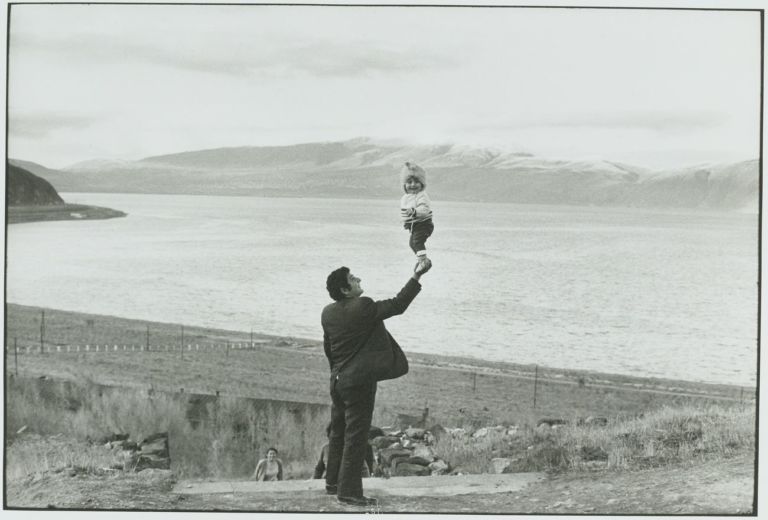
top-left (173, 472), bottom-right (546, 497)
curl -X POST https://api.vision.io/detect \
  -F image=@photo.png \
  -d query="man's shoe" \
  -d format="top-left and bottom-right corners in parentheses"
top-left (325, 485), bottom-right (337, 495)
top-left (337, 495), bottom-right (378, 507)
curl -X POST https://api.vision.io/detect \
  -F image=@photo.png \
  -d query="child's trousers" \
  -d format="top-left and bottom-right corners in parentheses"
top-left (406, 219), bottom-right (434, 256)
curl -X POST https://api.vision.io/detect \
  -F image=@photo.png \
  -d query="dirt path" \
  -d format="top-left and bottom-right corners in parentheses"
top-left (6, 454), bottom-right (754, 514)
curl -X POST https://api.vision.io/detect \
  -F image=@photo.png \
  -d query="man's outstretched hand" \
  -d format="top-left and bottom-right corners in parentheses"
top-left (414, 257), bottom-right (432, 276)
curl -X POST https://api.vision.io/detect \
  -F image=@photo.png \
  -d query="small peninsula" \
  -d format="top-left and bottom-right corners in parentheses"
top-left (7, 163), bottom-right (126, 224)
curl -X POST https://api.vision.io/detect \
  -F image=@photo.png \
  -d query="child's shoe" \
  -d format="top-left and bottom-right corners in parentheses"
top-left (415, 255), bottom-right (432, 272)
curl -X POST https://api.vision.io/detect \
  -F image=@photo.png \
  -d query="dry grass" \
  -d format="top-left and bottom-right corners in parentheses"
top-left (5, 434), bottom-right (123, 481)
top-left (6, 376), bottom-right (328, 479)
top-left (433, 403), bottom-right (755, 475)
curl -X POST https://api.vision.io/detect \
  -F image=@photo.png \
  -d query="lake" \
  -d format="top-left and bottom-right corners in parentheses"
top-left (5, 193), bottom-right (758, 386)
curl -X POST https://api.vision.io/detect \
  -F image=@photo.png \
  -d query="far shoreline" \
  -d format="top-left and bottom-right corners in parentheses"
top-left (5, 302), bottom-right (754, 403)
top-left (7, 203), bottom-right (127, 225)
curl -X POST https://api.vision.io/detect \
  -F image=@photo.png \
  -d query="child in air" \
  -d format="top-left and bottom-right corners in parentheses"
top-left (399, 161), bottom-right (434, 270)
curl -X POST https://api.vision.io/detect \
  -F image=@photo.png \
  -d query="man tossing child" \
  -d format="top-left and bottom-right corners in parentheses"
top-left (400, 161), bottom-right (434, 270)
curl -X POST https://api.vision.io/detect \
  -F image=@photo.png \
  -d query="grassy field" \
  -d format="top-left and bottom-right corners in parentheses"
top-left (7, 204), bottom-right (126, 224)
top-left (6, 304), bottom-right (754, 429)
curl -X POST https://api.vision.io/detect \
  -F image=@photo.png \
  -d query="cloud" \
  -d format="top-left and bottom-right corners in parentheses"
top-left (462, 110), bottom-right (730, 134)
top-left (10, 31), bottom-right (456, 79)
top-left (9, 112), bottom-right (99, 138)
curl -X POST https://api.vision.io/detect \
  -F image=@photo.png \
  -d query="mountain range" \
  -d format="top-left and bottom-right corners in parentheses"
top-left (9, 138), bottom-right (759, 211)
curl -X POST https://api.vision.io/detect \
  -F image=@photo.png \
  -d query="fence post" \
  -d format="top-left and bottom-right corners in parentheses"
top-left (40, 310), bottom-right (45, 355)
top-left (472, 372), bottom-right (477, 393)
top-left (14, 337), bottom-right (18, 376)
top-left (181, 326), bottom-right (184, 361)
top-left (533, 365), bottom-right (539, 409)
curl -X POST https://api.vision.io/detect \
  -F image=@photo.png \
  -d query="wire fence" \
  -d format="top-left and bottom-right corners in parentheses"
top-left (6, 341), bottom-right (269, 355)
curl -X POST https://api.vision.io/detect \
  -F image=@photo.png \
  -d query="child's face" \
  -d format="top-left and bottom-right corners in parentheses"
top-left (404, 177), bottom-right (423, 194)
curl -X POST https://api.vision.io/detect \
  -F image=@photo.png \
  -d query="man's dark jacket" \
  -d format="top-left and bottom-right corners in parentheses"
top-left (322, 278), bottom-right (421, 389)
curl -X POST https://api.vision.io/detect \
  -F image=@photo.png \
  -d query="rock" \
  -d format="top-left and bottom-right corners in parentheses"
top-left (141, 432), bottom-right (169, 445)
top-left (368, 426), bottom-right (386, 440)
top-left (537, 418), bottom-right (567, 428)
top-left (428, 424), bottom-right (446, 440)
top-left (99, 432), bottom-right (130, 445)
top-left (370, 435), bottom-right (400, 450)
top-left (390, 455), bottom-right (411, 470)
top-left (411, 444), bottom-right (436, 461)
top-left (428, 459), bottom-right (450, 475)
top-left (405, 456), bottom-right (432, 467)
top-left (579, 446), bottom-right (608, 461)
top-left (134, 432), bottom-right (170, 471)
top-left (401, 438), bottom-right (413, 448)
top-left (405, 427), bottom-right (426, 439)
top-left (472, 427), bottom-right (489, 439)
top-left (585, 416), bottom-right (608, 427)
top-left (379, 448), bottom-right (413, 466)
top-left (490, 457), bottom-right (513, 474)
top-left (505, 426), bottom-right (519, 436)
top-left (136, 468), bottom-right (174, 481)
top-left (134, 454), bottom-right (170, 471)
top-left (393, 463), bottom-right (430, 477)
top-left (447, 427), bottom-right (467, 438)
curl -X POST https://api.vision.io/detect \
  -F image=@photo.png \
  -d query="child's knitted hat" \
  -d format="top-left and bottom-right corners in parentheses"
top-left (400, 162), bottom-right (427, 190)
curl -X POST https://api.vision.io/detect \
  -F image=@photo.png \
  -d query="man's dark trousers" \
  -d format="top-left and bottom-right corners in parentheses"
top-left (325, 378), bottom-right (377, 498)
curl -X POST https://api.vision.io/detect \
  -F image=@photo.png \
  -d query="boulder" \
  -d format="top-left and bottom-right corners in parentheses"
top-left (134, 432), bottom-right (170, 471)
top-left (584, 416), bottom-right (608, 427)
top-left (371, 435), bottom-right (400, 450)
top-left (490, 457), bottom-right (513, 474)
top-left (379, 448), bottom-right (412, 466)
top-left (411, 444), bottom-right (436, 461)
top-left (404, 456), bottom-right (431, 467)
top-left (393, 463), bottom-right (430, 477)
top-left (428, 459), bottom-right (450, 475)
top-left (389, 455), bottom-right (411, 470)
top-left (134, 454), bottom-right (171, 471)
top-left (472, 427), bottom-right (489, 439)
top-left (405, 427), bottom-right (426, 440)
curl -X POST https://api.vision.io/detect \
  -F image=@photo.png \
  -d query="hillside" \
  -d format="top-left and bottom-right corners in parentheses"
top-left (6, 163), bottom-right (64, 206)
top-left (6, 162), bottom-right (127, 224)
top-left (10, 139), bottom-right (759, 210)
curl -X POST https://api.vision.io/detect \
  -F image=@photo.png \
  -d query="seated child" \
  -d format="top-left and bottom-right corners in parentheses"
top-left (399, 161), bottom-right (434, 269)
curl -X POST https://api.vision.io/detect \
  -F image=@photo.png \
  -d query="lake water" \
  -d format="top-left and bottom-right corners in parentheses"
top-left (6, 193), bottom-right (758, 386)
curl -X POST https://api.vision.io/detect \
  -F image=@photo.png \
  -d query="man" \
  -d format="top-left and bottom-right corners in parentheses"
top-left (322, 263), bottom-right (430, 507)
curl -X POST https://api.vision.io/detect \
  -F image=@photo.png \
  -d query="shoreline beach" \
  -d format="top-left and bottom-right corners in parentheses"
top-left (5, 303), bottom-right (753, 425)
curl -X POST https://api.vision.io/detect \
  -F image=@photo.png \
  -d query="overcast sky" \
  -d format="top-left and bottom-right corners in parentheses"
top-left (7, 4), bottom-right (761, 169)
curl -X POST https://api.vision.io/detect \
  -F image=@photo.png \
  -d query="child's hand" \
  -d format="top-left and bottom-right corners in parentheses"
top-left (401, 208), bottom-right (416, 218)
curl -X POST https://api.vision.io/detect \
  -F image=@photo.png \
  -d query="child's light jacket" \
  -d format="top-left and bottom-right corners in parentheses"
top-left (400, 191), bottom-right (433, 224)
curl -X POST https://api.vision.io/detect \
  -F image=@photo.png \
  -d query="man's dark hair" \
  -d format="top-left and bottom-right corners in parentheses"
top-left (326, 266), bottom-right (351, 301)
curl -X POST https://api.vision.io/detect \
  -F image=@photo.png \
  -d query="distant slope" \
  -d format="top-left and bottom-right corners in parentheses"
top-left (6, 163), bottom-right (65, 206)
top-left (6, 162), bottom-right (127, 224)
top-left (11, 139), bottom-right (759, 211)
